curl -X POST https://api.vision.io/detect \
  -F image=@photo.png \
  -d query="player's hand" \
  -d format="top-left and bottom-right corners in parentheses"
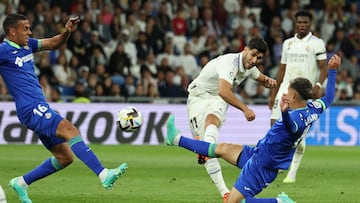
top-left (264, 76), bottom-right (277, 88)
top-left (243, 108), bottom-right (255, 121)
top-left (328, 54), bottom-right (341, 69)
top-left (280, 94), bottom-right (289, 112)
top-left (65, 16), bottom-right (80, 32)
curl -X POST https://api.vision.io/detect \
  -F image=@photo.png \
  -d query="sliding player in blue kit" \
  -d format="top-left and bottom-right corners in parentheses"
top-left (166, 55), bottom-right (341, 203)
top-left (0, 14), bottom-right (127, 203)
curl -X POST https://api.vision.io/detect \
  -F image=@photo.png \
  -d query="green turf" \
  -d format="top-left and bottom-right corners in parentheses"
top-left (1, 145), bottom-right (360, 203)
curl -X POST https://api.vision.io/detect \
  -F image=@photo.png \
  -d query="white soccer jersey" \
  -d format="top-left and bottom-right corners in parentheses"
top-left (187, 52), bottom-right (260, 138)
top-left (281, 32), bottom-right (327, 86)
top-left (271, 32), bottom-right (327, 120)
top-left (188, 53), bottom-right (260, 94)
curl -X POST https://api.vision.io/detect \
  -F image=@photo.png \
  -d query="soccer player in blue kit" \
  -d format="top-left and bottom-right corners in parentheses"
top-left (166, 54), bottom-right (341, 203)
top-left (0, 14), bottom-right (127, 203)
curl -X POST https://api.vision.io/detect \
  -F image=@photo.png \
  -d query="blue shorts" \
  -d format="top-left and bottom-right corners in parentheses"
top-left (234, 145), bottom-right (278, 197)
top-left (20, 103), bottom-right (66, 149)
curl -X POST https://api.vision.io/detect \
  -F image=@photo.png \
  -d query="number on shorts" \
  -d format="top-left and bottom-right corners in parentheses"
top-left (190, 117), bottom-right (198, 129)
top-left (33, 104), bottom-right (48, 117)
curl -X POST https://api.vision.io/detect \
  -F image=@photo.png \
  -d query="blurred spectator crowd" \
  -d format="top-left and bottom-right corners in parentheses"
top-left (0, 0), bottom-right (359, 103)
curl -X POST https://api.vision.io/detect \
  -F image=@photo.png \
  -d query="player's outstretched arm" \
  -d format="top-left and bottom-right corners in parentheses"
top-left (320, 54), bottom-right (341, 107)
top-left (40, 16), bottom-right (80, 51)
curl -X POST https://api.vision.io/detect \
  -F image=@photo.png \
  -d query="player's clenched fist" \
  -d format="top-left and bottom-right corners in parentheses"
top-left (328, 55), bottom-right (341, 69)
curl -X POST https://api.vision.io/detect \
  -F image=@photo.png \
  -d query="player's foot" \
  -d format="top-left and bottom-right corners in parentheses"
top-left (277, 192), bottom-right (296, 203)
top-left (166, 114), bottom-right (178, 145)
top-left (223, 192), bottom-right (230, 203)
top-left (197, 154), bottom-right (208, 164)
top-left (102, 163), bottom-right (128, 190)
top-left (9, 177), bottom-right (32, 203)
top-left (282, 177), bottom-right (296, 183)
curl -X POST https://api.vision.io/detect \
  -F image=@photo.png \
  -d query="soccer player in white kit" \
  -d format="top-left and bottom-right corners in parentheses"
top-left (269, 10), bottom-right (328, 183)
top-left (187, 36), bottom-right (276, 202)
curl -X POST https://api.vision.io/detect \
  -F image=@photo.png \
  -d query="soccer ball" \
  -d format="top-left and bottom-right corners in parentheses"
top-left (116, 106), bottom-right (143, 132)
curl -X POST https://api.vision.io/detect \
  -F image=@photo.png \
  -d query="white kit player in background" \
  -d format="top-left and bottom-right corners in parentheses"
top-left (186, 36), bottom-right (276, 202)
top-left (269, 10), bottom-right (328, 183)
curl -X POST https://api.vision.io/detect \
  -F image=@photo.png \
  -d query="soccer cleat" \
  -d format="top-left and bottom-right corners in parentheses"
top-left (223, 192), bottom-right (230, 203)
top-left (9, 177), bottom-right (32, 203)
top-left (197, 154), bottom-right (208, 164)
top-left (282, 177), bottom-right (296, 183)
top-left (102, 163), bottom-right (128, 190)
top-left (277, 192), bottom-right (296, 203)
top-left (166, 115), bottom-right (178, 145)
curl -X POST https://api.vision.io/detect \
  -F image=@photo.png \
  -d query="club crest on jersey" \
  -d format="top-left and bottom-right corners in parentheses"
top-left (24, 46), bottom-right (30, 50)
top-left (45, 112), bottom-right (52, 119)
top-left (306, 46), bottom-right (310, 52)
top-left (287, 41), bottom-right (293, 49)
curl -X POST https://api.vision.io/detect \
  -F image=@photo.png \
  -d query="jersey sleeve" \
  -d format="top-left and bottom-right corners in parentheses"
top-left (315, 39), bottom-right (327, 60)
top-left (248, 67), bottom-right (261, 80)
top-left (217, 57), bottom-right (237, 84)
top-left (27, 38), bottom-right (40, 53)
top-left (0, 43), bottom-right (6, 63)
top-left (282, 111), bottom-right (298, 133)
top-left (280, 39), bottom-right (289, 64)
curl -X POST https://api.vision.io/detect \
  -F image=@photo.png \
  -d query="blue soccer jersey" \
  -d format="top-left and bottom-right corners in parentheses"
top-left (235, 69), bottom-right (336, 197)
top-left (0, 38), bottom-right (46, 118)
top-left (253, 70), bottom-right (337, 170)
top-left (255, 99), bottom-right (326, 170)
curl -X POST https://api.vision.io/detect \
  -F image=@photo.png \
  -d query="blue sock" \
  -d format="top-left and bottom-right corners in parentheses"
top-left (69, 135), bottom-right (104, 175)
top-left (23, 157), bottom-right (63, 185)
top-left (244, 197), bottom-right (277, 203)
top-left (179, 136), bottom-right (217, 157)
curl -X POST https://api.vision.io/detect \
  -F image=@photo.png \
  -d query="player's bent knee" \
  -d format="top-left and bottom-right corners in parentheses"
top-left (215, 143), bottom-right (232, 157)
top-left (57, 120), bottom-right (81, 140)
top-left (58, 155), bottom-right (74, 167)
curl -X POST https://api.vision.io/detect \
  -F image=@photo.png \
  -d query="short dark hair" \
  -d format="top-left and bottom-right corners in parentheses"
top-left (3, 13), bottom-right (28, 35)
top-left (295, 10), bottom-right (312, 21)
top-left (290, 77), bottom-right (313, 100)
top-left (247, 35), bottom-right (268, 54)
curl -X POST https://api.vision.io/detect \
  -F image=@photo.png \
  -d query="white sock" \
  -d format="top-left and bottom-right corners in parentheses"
top-left (203, 124), bottom-right (218, 143)
top-left (18, 176), bottom-right (28, 187)
top-left (173, 134), bottom-right (181, 146)
top-left (98, 168), bottom-right (108, 182)
top-left (203, 124), bottom-right (229, 196)
top-left (205, 158), bottom-right (229, 196)
top-left (286, 140), bottom-right (306, 180)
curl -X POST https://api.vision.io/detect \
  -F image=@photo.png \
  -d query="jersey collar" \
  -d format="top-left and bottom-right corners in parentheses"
top-left (294, 32), bottom-right (312, 42)
top-left (238, 52), bottom-right (245, 72)
top-left (4, 38), bottom-right (22, 49)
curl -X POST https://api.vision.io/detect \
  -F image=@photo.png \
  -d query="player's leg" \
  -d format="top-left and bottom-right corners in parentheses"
top-left (187, 95), bottom-right (230, 199)
top-left (202, 114), bottom-right (230, 199)
top-left (283, 138), bottom-right (306, 183)
top-left (56, 119), bottom-right (128, 189)
top-left (231, 158), bottom-right (295, 203)
top-left (203, 99), bottom-right (231, 198)
top-left (9, 108), bottom-right (71, 203)
top-left (166, 114), bottom-right (242, 164)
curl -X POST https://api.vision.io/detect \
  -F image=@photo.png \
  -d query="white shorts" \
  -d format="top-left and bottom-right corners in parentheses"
top-left (270, 83), bottom-right (289, 120)
top-left (187, 87), bottom-right (228, 139)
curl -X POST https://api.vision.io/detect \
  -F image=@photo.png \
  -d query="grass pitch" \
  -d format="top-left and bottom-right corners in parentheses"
top-left (1, 145), bottom-right (360, 203)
